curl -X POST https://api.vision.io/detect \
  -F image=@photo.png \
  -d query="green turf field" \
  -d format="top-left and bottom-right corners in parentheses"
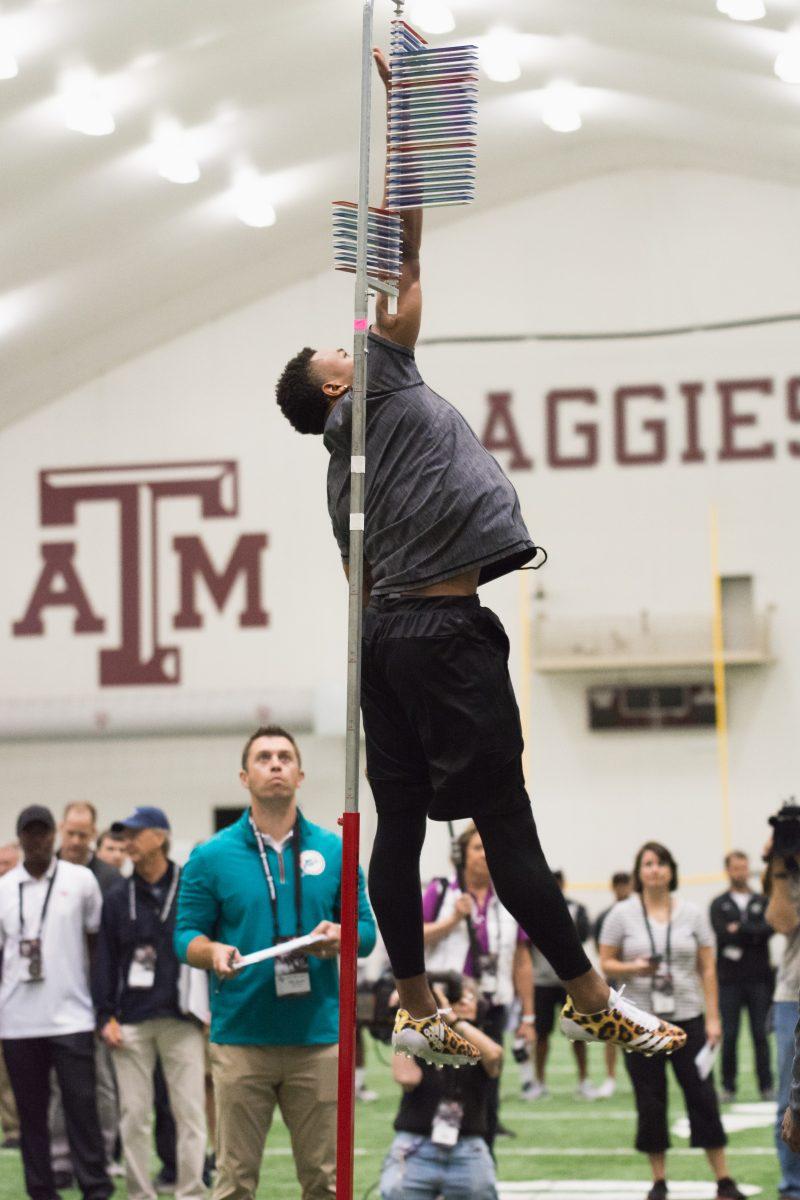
top-left (0, 1030), bottom-right (778, 1199)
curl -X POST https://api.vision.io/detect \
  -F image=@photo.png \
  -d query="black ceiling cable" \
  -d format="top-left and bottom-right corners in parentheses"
top-left (418, 310), bottom-right (800, 347)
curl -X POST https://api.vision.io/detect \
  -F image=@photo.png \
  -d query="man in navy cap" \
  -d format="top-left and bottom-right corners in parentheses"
top-left (0, 804), bottom-right (112, 1200)
top-left (93, 807), bottom-right (207, 1200)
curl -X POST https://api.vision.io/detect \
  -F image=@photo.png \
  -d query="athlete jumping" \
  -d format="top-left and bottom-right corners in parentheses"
top-left (276, 48), bottom-right (687, 1068)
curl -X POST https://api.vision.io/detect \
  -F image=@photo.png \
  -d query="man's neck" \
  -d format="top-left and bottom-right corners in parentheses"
top-left (24, 857), bottom-right (53, 880)
top-left (466, 875), bottom-right (490, 898)
top-left (730, 883), bottom-right (751, 894)
top-left (250, 797), bottom-right (297, 842)
top-left (137, 854), bottom-right (169, 885)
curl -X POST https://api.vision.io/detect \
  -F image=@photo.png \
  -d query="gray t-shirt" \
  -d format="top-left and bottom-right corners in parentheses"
top-left (774, 877), bottom-right (800, 1002)
top-left (600, 895), bottom-right (715, 1021)
top-left (324, 331), bottom-right (536, 594)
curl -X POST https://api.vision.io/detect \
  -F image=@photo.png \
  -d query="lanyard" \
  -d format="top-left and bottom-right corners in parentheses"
top-left (249, 816), bottom-right (303, 943)
top-left (640, 896), bottom-right (672, 967)
top-left (19, 863), bottom-right (58, 939)
top-left (469, 887), bottom-right (501, 955)
top-left (128, 865), bottom-right (180, 925)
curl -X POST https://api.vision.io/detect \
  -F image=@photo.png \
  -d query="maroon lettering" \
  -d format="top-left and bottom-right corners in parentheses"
top-left (173, 534), bottom-right (269, 629)
top-left (614, 386), bottom-right (667, 466)
top-left (546, 390), bottom-right (598, 468)
top-left (12, 543), bottom-right (105, 636)
top-left (480, 392), bottom-right (533, 470)
top-left (14, 461), bottom-right (249, 686)
top-left (679, 383), bottom-right (706, 464)
top-left (718, 379), bottom-right (775, 461)
top-left (788, 378), bottom-right (800, 458)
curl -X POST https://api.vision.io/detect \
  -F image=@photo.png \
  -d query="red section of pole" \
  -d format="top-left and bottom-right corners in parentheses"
top-left (336, 810), bottom-right (361, 1200)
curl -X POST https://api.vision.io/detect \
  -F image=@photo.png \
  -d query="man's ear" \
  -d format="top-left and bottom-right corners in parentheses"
top-left (322, 382), bottom-right (349, 398)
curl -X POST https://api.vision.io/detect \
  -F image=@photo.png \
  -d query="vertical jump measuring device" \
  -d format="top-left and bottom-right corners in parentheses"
top-left (335, 5), bottom-right (478, 1195)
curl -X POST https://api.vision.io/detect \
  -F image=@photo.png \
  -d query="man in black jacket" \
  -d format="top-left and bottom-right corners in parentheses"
top-left (93, 806), bottom-right (207, 1200)
top-left (709, 851), bottom-right (774, 1101)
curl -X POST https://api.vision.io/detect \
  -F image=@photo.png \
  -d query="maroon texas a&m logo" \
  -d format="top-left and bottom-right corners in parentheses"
top-left (12, 460), bottom-right (268, 686)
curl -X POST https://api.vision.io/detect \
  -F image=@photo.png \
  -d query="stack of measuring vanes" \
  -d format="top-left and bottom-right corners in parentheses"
top-left (387, 19), bottom-right (478, 209)
top-left (331, 202), bottom-right (403, 287)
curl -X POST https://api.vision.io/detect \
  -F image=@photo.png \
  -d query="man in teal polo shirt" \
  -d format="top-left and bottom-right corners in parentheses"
top-left (175, 725), bottom-right (376, 1200)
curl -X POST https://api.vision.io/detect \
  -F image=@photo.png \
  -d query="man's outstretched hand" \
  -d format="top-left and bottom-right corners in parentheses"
top-left (373, 47), bottom-right (390, 92)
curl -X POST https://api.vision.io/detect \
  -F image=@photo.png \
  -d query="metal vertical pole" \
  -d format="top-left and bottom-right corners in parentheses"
top-left (336, 4), bottom-right (374, 1198)
top-left (709, 505), bottom-right (733, 855)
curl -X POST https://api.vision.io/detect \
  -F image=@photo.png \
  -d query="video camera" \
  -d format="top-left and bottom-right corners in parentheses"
top-left (357, 969), bottom-right (486, 1045)
top-left (769, 799), bottom-right (800, 872)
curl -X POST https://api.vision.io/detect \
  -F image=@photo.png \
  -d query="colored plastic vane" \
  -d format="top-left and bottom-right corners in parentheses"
top-left (387, 19), bottom-right (478, 210)
top-left (331, 202), bottom-right (403, 284)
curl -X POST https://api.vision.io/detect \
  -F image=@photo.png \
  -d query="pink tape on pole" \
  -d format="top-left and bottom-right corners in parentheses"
top-left (354, 318), bottom-right (368, 332)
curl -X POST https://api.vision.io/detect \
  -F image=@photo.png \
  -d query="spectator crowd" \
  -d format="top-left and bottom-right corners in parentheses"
top-left (0, 729), bottom-right (796, 1200)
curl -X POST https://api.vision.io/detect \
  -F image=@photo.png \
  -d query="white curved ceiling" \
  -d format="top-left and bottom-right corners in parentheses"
top-left (1, 0), bottom-right (799, 428)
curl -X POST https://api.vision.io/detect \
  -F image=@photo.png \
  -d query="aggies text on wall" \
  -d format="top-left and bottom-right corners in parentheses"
top-left (481, 376), bottom-right (800, 469)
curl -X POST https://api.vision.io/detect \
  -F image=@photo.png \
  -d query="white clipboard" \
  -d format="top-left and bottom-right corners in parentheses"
top-left (233, 933), bottom-right (328, 970)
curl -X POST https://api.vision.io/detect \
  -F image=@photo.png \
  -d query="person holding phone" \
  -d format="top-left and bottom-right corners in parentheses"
top-left (599, 842), bottom-right (743, 1200)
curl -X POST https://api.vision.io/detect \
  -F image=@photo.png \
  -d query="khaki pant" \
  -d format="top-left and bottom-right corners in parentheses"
top-left (0, 1045), bottom-right (19, 1140)
top-left (210, 1042), bottom-right (338, 1200)
top-left (112, 1018), bottom-right (207, 1200)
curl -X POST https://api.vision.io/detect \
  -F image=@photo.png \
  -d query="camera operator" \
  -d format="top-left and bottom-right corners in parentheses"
top-left (380, 974), bottom-right (502, 1200)
top-left (422, 823), bottom-right (534, 1146)
top-left (765, 805), bottom-right (800, 1200)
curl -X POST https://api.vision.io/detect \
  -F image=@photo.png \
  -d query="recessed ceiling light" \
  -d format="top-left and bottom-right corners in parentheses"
top-left (716, 0), bottom-right (766, 20)
top-left (0, 48), bottom-right (18, 79)
top-left (407, 1), bottom-right (455, 35)
top-left (61, 71), bottom-right (115, 136)
top-left (479, 28), bottom-right (522, 84)
top-left (775, 34), bottom-right (800, 83)
top-left (232, 174), bottom-right (276, 229)
top-left (154, 120), bottom-right (200, 185)
top-left (542, 84), bottom-right (583, 134)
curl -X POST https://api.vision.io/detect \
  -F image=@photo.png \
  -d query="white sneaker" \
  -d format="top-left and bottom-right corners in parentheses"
top-left (521, 1080), bottom-right (549, 1101)
top-left (560, 986), bottom-right (687, 1057)
top-left (595, 1077), bottom-right (616, 1099)
top-left (356, 1085), bottom-right (379, 1102)
top-left (576, 1079), bottom-right (599, 1100)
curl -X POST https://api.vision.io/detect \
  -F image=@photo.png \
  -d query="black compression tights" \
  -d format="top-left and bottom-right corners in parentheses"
top-left (368, 802), bottom-right (593, 983)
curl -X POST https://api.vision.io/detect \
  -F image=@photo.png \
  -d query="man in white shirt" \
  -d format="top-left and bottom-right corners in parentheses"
top-left (0, 805), bottom-right (112, 1200)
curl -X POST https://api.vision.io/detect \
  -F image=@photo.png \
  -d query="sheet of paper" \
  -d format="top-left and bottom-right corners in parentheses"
top-left (695, 1040), bottom-right (720, 1081)
top-left (233, 933), bottom-right (327, 970)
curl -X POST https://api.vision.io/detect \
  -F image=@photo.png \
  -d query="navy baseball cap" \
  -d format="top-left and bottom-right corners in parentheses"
top-left (111, 806), bottom-right (171, 834)
top-left (17, 805), bottom-right (56, 835)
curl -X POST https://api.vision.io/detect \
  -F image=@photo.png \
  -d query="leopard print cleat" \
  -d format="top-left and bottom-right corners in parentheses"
top-left (392, 1009), bottom-right (482, 1068)
top-left (559, 987), bottom-right (687, 1057)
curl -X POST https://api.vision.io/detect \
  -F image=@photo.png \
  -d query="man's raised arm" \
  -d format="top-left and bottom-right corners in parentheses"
top-left (371, 47), bottom-right (422, 351)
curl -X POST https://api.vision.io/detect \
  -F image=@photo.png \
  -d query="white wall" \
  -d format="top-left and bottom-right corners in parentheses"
top-left (2, 168), bottom-right (799, 916)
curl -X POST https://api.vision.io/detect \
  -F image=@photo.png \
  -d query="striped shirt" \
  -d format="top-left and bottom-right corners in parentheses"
top-left (599, 895), bottom-right (714, 1021)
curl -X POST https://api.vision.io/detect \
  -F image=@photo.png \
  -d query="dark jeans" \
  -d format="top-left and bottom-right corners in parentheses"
top-left (3, 1032), bottom-right (112, 1200)
top-left (625, 1016), bottom-right (726, 1154)
top-left (719, 977), bottom-right (773, 1093)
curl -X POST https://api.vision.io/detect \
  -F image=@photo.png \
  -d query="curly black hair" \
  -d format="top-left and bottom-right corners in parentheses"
top-left (275, 347), bottom-right (330, 435)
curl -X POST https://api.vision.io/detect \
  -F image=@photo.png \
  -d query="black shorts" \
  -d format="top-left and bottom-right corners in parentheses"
top-left (534, 985), bottom-right (567, 1038)
top-left (361, 595), bottom-right (528, 822)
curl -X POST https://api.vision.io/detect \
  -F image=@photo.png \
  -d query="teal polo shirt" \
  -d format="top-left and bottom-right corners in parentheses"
top-left (174, 809), bottom-right (376, 1046)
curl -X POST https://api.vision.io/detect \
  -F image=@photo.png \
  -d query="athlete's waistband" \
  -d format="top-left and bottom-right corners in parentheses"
top-left (368, 594), bottom-right (480, 613)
